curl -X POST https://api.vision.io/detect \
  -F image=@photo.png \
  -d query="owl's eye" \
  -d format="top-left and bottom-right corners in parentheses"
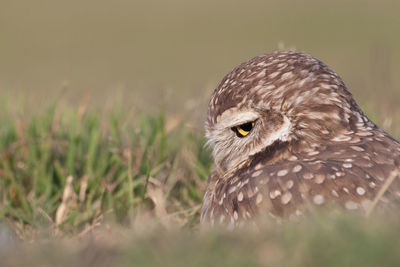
top-left (232, 121), bottom-right (255, 138)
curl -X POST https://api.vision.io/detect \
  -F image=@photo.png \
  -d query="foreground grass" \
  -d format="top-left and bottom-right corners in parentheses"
top-left (0, 103), bottom-right (400, 266)
top-left (0, 102), bottom-right (212, 239)
top-left (1, 214), bottom-right (400, 267)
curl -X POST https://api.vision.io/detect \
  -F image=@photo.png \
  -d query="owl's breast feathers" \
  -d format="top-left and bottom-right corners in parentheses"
top-left (202, 127), bottom-right (400, 226)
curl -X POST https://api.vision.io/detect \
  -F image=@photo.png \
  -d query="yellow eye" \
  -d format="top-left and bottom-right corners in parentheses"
top-left (232, 121), bottom-right (255, 138)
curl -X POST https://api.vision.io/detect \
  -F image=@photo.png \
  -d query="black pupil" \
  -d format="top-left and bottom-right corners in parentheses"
top-left (232, 121), bottom-right (254, 137)
top-left (240, 122), bottom-right (253, 132)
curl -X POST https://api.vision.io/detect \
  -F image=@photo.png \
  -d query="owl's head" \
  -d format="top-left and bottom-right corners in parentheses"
top-left (206, 51), bottom-right (367, 174)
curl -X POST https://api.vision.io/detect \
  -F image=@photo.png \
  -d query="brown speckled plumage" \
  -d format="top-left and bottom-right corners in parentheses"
top-left (202, 51), bottom-right (400, 227)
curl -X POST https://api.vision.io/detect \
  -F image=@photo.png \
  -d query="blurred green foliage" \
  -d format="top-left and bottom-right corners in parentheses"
top-left (0, 102), bottom-right (212, 238)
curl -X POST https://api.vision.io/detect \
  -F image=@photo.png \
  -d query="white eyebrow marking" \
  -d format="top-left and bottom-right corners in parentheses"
top-left (218, 109), bottom-right (259, 128)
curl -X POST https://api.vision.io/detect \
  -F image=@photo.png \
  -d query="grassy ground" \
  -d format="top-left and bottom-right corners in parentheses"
top-left (0, 100), bottom-right (212, 240)
top-left (0, 100), bottom-right (399, 266)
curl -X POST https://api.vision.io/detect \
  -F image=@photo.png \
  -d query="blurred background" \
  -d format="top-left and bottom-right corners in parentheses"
top-left (1, 0), bottom-right (399, 135)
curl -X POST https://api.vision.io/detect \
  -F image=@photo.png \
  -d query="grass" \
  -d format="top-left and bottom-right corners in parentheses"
top-left (0, 100), bottom-right (212, 240)
top-left (1, 213), bottom-right (400, 266)
top-left (0, 99), bottom-right (399, 266)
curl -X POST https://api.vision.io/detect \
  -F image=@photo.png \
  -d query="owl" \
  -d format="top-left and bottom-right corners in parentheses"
top-left (201, 51), bottom-right (400, 227)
